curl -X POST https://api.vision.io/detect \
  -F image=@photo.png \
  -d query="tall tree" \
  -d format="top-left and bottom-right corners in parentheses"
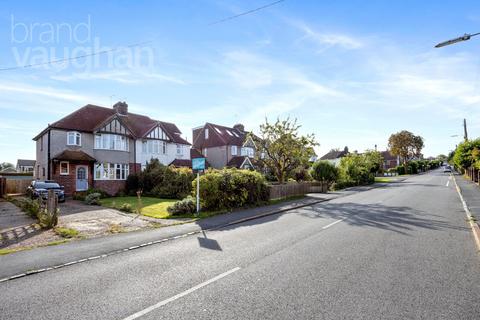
top-left (388, 130), bottom-right (424, 166)
top-left (254, 118), bottom-right (317, 184)
top-left (0, 162), bottom-right (14, 171)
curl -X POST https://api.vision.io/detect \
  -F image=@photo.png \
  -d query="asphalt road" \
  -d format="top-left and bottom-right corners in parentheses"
top-left (1, 170), bottom-right (479, 320)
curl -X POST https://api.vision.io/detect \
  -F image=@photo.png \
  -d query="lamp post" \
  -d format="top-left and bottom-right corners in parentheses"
top-left (434, 32), bottom-right (480, 48)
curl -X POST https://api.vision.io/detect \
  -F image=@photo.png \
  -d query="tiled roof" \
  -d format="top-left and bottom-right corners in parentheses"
top-left (380, 150), bottom-right (397, 161)
top-left (227, 156), bottom-right (250, 168)
top-left (192, 123), bottom-right (251, 149)
top-left (169, 159), bottom-right (192, 167)
top-left (33, 104), bottom-right (190, 145)
top-left (52, 150), bottom-right (96, 162)
top-left (17, 159), bottom-right (35, 167)
top-left (320, 149), bottom-right (349, 160)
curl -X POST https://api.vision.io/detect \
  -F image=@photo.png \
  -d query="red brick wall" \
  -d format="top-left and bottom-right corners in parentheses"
top-left (52, 161), bottom-right (93, 196)
top-left (130, 163), bottom-right (141, 174)
top-left (93, 180), bottom-right (126, 196)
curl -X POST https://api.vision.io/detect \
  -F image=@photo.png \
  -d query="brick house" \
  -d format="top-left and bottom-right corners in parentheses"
top-left (320, 146), bottom-right (349, 166)
top-left (192, 123), bottom-right (257, 169)
top-left (33, 102), bottom-right (191, 196)
top-left (381, 150), bottom-right (400, 170)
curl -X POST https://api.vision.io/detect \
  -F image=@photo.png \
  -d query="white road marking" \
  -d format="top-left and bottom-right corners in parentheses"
top-left (446, 180), bottom-right (450, 187)
top-left (122, 267), bottom-right (241, 320)
top-left (322, 218), bottom-right (346, 230)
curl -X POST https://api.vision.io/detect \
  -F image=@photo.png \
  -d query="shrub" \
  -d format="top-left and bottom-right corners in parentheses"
top-left (72, 192), bottom-right (86, 201)
top-left (18, 198), bottom-right (41, 218)
top-left (337, 154), bottom-right (374, 187)
top-left (194, 168), bottom-right (269, 211)
top-left (86, 188), bottom-right (108, 198)
top-left (311, 161), bottom-right (338, 187)
top-left (119, 203), bottom-right (133, 213)
top-left (54, 227), bottom-right (79, 238)
top-left (293, 166), bottom-right (312, 182)
top-left (84, 193), bottom-right (102, 205)
top-left (167, 196), bottom-right (196, 216)
top-left (126, 159), bottom-right (194, 199)
top-left (396, 165), bottom-right (406, 175)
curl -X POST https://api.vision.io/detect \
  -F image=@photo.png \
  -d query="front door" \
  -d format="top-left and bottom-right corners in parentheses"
top-left (76, 166), bottom-right (88, 191)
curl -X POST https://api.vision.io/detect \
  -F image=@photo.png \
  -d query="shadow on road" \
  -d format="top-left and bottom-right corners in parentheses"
top-left (197, 230), bottom-right (222, 251)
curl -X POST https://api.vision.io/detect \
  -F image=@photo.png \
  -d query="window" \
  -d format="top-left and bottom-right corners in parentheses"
top-left (242, 147), bottom-right (254, 158)
top-left (67, 131), bottom-right (81, 146)
top-left (141, 140), bottom-right (166, 154)
top-left (94, 163), bottom-right (129, 180)
top-left (60, 161), bottom-right (69, 175)
top-left (205, 128), bottom-right (209, 139)
top-left (203, 148), bottom-right (208, 157)
top-left (94, 134), bottom-right (128, 151)
top-left (260, 152), bottom-right (266, 159)
top-left (176, 144), bottom-right (182, 155)
top-left (231, 145), bottom-right (237, 155)
top-left (42, 167), bottom-right (45, 177)
top-left (40, 136), bottom-right (43, 151)
top-left (214, 127), bottom-right (222, 134)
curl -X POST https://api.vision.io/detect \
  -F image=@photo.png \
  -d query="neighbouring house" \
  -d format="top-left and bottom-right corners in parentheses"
top-left (381, 150), bottom-right (400, 170)
top-left (33, 102), bottom-right (191, 196)
top-left (16, 159), bottom-right (35, 173)
top-left (320, 146), bottom-right (349, 166)
top-left (192, 123), bottom-right (257, 170)
top-left (169, 149), bottom-right (211, 168)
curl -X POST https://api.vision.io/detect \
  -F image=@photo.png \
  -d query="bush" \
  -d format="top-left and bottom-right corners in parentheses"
top-left (167, 196), bottom-right (196, 216)
top-left (293, 166), bottom-right (312, 182)
top-left (337, 154), bottom-right (374, 187)
top-left (396, 165), bottom-right (406, 175)
top-left (17, 198), bottom-right (41, 218)
top-left (119, 203), bottom-right (133, 213)
top-left (84, 193), bottom-right (102, 205)
top-left (86, 188), bottom-right (108, 198)
top-left (194, 168), bottom-right (269, 211)
top-left (126, 159), bottom-right (194, 199)
top-left (311, 161), bottom-right (338, 187)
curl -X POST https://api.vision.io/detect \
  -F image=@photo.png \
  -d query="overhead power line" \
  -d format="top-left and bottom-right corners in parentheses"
top-left (0, 0), bottom-right (286, 72)
top-left (207, 0), bottom-right (285, 26)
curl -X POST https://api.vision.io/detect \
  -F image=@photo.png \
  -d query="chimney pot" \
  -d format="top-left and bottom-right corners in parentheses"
top-left (113, 101), bottom-right (128, 115)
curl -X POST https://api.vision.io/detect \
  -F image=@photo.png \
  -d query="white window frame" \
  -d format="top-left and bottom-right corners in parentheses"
top-left (60, 161), bottom-right (69, 175)
top-left (231, 145), bottom-right (237, 156)
top-left (67, 131), bottom-right (81, 146)
top-left (94, 163), bottom-right (129, 180)
top-left (94, 133), bottom-right (128, 151)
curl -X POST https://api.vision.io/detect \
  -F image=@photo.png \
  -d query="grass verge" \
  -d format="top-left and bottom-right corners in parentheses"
top-left (100, 196), bottom-right (177, 219)
top-left (0, 239), bottom-right (69, 256)
top-left (54, 227), bottom-right (79, 238)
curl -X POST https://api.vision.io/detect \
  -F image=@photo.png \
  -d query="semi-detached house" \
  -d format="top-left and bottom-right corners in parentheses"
top-left (33, 102), bottom-right (191, 196)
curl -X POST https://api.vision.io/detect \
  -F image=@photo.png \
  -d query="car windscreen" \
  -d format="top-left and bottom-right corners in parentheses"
top-left (35, 183), bottom-right (61, 189)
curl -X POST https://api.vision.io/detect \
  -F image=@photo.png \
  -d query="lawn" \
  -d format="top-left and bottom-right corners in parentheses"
top-left (374, 177), bottom-right (393, 183)
top-left (99, 196), bottom-right (177, 219)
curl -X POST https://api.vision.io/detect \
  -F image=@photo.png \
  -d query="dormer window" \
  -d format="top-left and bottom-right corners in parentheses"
top-left (67, 131), bottom-right (81, 146)
top-left (205, 128), bottom-right (209, 139)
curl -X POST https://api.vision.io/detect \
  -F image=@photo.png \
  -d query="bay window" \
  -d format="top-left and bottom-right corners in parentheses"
top-left (142, 140), bottom-right (167, 154)
top-left (241, 147), bottom-right (254, 158)
top-left (94, 163), bottom-right (129, 180)
top-left (94, 134), bottom-right (128, 151)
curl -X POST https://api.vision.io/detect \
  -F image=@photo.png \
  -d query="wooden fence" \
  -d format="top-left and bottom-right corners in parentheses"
top-left (268, 182), bottom-right (328, 200)
top-left (1, 178), bottom-right (32, 195)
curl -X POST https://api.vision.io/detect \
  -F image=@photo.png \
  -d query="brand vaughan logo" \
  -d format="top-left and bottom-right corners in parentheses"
top-left (9, 15), bottom-right (154, 71)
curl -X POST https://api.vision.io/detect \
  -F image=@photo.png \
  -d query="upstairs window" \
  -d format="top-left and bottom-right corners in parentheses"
top-left (242, 147), bottom-right (254, 158)
top-left (176, 144), bottom-right (182, 155)
top-left (94, 134), bottom-right (128, 151)
top-left (67, 131), bottom-right (81, 146)
top-left (231, 145), bottom-right (237, 156)
top-left (142, 140), bottom-right (166, 154)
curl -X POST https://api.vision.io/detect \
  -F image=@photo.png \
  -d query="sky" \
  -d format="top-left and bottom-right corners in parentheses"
top-left (2, 0), bottom-right (480, 164)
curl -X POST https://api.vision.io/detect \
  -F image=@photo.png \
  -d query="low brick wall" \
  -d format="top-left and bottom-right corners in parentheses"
top-left (94, 180), bottom-right (126, 196)
top-left (268, 182), bottom-right (327, 200)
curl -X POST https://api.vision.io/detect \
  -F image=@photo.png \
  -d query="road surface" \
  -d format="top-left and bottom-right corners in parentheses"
top-left (1, 170), bottom-right (479, 320)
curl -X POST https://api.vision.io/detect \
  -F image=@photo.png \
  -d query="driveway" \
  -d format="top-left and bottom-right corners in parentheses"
top-left (58, 200), bottom-right (152, 237)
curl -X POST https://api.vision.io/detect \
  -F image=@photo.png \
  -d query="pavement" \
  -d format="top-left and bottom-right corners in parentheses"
top-left (0, 170), bottom-right (479, 320)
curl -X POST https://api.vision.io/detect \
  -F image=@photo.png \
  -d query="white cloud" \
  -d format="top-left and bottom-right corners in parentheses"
top-left (292, 21), bottom-right (363, 50)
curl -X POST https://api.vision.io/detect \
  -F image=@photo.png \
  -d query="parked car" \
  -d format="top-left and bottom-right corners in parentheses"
top-left (443, 166), bottom-right (452, 173)
top-left (27, 180), bottom-right (65, 202)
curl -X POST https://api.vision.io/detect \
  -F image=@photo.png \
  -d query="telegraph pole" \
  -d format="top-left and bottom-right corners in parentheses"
top-left (464, 118), bottom-right (468, 141)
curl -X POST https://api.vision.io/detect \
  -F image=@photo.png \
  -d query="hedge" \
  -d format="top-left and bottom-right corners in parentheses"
top-left (126, 159), bottom-right (194, 199)
top-left (193, 168), bottom-right (269, 211)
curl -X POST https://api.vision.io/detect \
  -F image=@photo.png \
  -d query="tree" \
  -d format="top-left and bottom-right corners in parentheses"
top-left (363, 150), bottom-right (384, 173)
top-left (254, 118), bottom-right (318, 184)
top-left (0, 162), bottom-right (14, 171)
top-left (388, 130), bottom-right (424, 167)
top-left (311, 161), bottom-right (338, 187)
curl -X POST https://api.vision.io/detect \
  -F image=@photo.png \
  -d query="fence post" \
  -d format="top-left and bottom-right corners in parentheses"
top-left (47, 189), bottom-right (59, 227)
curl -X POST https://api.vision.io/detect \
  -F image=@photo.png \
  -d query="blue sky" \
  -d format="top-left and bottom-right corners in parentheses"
top-left (2, 0), bottom-right (480, 164)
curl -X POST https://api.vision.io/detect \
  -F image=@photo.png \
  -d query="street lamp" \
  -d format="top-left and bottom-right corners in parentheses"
top-left (435, 32), bottom-right (480, 48)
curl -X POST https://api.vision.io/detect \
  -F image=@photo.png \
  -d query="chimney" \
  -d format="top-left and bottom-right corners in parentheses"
top-left (344, 146), bottom-right (349, 153)
top-left (233, 123), bottom-right (245, 132)
top-left (113, 101), bottom-right (128, 115)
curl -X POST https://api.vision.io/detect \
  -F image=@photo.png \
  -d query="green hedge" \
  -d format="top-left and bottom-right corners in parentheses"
top-left (193, 168), bottom-right (269, 211)
top-left (126, 159), bottom-right (194, 199)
